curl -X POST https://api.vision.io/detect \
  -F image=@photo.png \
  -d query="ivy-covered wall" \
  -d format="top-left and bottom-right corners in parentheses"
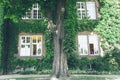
top-left (64, 0), bottom-right (120, 70)
top-left (0, 6), bottom-right (4, 74)
top-left (1, 0), bottom-right (120, 74)
top-left (2, 19), bottom-right (55, 74)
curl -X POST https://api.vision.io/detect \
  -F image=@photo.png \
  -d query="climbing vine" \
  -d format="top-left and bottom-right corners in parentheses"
top-left (0, 6), bottom-right (4, 74)
top-left (0, 0), bottom-right (120, 74)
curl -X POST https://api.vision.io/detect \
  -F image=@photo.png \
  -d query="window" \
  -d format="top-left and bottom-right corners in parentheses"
top-left (22, 3), bottom-right (42, 20)
top-left (78, 35), bottom-right (99, 56)
top-left (77, 2), bottom-right (96, 19)
top-left (19, 35), bottom-right (43, 57)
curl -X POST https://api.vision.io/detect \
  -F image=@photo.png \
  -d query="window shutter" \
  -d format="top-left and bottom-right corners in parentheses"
top-left (86, 2), bottom-right (96, 19)
top-left (78, 35), bottom-right (88, 55)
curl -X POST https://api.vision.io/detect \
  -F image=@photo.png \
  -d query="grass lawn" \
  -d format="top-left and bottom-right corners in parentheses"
top-left (4, 76), bottom-right (117, 80)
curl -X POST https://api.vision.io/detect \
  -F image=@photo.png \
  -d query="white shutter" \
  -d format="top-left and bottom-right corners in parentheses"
top-left (86, 2), bottom-right (96, 19)
top-left (88, 35), bottom-right (99, 55)
top-left (78, 35), bottom-right (88, 55)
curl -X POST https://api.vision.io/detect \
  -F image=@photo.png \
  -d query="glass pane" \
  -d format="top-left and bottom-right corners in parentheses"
top-left (78, 35), bottom-right (88, 55)
top-left (33, 4), bottom-right (38, 8)
top-left (81, 3), bottom-right (85, 9)
top-left (26, 37), bottom-right (30, 43)
top-left (33, 10), bottom-right (37, 18)
top-left (38, 10), bottom-right (41, 19)
top-left (82, 10), bottom-right (86, 18)
top-left (76, 3), bottom-right (80, 8)
top-left (32, 36), bottom-right (36, 43)
top-left (26, 45), bottom-right (30, 48)
top-left (77, 10), bottom-right (81, 18)
top-left (21, 37), bottom-right (25, 43)
top-left (33, 44), bottom-right (37, 55)
top-left (38, 36), bottom-right (42, 43)
top-left (21, 45), bottom-right (25, 48)
top-left (88, 35), bottom-right (99, 55)
top-left (38, 48), bottom-right (41, 55)
top-left (89, 44), bottom-right (94, 54)
top-left (86, 2), bottom-right (96, 19)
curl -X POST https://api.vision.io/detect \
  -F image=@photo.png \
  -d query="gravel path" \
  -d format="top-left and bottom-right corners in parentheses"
top-left (0, 74), bottom-right (120, 79)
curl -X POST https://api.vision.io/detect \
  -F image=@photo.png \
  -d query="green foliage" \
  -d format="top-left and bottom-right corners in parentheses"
top-left (0, 6), bottom-right (4, 74)
top-left (19, 71), bottom-right (37, 75)
top-left (64, 0), bottom-right (78, 70)
top-left (1, 0), bottom-right (120, 73)
top-left (1, 19), bottom-right (54, 73)
top-left (77, 19), bottom-right (99, 32)
top-left (112, 47), bottom-right (120, 68)
top-left (95, 0), bottom-right (120, 50)
top-left (92, 54), bottom-right (118, 71)
top-left (79, 57), bottom-right (90, 70)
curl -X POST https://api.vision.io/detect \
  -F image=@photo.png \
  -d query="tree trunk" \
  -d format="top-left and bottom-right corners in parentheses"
top-left (2, 19), bottom-right (10, 75)
top-left (51, 0), bottom-right (69, 79)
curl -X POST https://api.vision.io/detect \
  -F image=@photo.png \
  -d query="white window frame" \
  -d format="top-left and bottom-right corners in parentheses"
top-left (77, 2), bottom-right (87, 19)
top-left (19, 34), bottom-right (43, 57)
top-left (22, 3), bottom-right (42, 20)
top-left (78, 35), bottom-right (89, 55)
top-left (78, 34), bottom-right (100, 56)
top-left (76, 1), bottom-right (96, 19)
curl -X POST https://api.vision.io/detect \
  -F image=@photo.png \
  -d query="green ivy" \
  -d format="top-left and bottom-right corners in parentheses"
top-left (1, 19), bottom-right (54, 73)
top-left (0, 6), bottom-right (4, 74)
top-left (64, 0), bottom-right (120, 70)
top-left (1, 0), bottom-right (120, 73)
top-left (95, 0), bottom-right (120, 50)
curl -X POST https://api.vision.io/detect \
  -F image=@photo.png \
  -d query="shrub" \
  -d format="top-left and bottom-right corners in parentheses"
top-left (79, 57), bottom-right (90, 70)
top-left (112, 47), bottom-right (120, 69)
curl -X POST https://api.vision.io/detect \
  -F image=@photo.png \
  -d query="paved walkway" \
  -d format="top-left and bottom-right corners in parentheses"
top-left (0, 74), bottom-right (120, 79)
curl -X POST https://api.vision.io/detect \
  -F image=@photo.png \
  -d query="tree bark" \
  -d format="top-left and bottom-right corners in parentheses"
top-left (51, 0), bottom-right (69, 79)
top-left (2, 19), bottom-right (10, 75)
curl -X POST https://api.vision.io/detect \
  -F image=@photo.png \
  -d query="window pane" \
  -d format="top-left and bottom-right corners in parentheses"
top-left (19, 35), bottom-right (43, 57)
top-left (86, 2), bottom-right (96, 19)
top-left (32, 36), bottom-right (36, 43)
top-left (33, 44), bottom-right (37, 55)
top-left (82, 10), bottom-right (86, 18)
top-left (38, 48), bottom-right (41, 55)
top-left (88, 35), bottom-right (99, 55)
top-left (33, 10), bottom-right (37, 19)
top-left (76, 2), bottom-right (80, 8)
top-left (33, 4), bottom-right (38, 8)
top-left (26, 37), bottom-right (30, 43)
top-left (78, 35), bottom-right (88, 55)
top-left (81, 3), bottom-right (85, 9)
top-left (37, 41), bottom-right (42, 56)
top-left (21, 45), bottom-right (25, 48)
top-left (22, 3), bottom-right (42, 20)
top-left (77, 2), bottom-right (86, 19)
top-left (89, 44), bottom-right (94, 54)
top-left (21, 37), bottom-right (25, 43)
top-left (38, 36), bottom-right (42, 43)
top-left (20, 45), bottom-right (30, 56)
top-left (26, 45), bottom-right (30, 48)
top-left (38, 10), bottom-right (41, 19)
